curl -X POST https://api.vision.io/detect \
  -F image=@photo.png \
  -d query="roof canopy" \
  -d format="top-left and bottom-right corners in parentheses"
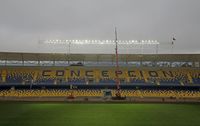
top-left (0, 52), bottom-right (199, 62)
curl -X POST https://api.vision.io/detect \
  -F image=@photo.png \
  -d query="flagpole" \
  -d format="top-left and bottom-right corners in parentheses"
top-left (171, 36), bottom-right (176, 54)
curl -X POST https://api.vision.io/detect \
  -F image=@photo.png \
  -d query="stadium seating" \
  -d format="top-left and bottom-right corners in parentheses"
top-left (129, 77), bottom-right (146, 84)
top-left (0, 89), bottom-right (200, 98)
top-left (191, 71), bottom-right (200, 84)
top-left (0, 72), bottom-right (2, 82)
top-left (5, 71), bottom-right (34, 84)
top-left (99, 78), bottom-right (115, 84)
top-left (68, 78), bottom-right (86, 84)
top-left (0, 67), bottom-right (200, 85)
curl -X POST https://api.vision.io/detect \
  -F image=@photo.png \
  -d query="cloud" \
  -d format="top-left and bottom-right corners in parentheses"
top-left (0, 0), bottom-right (199, 54)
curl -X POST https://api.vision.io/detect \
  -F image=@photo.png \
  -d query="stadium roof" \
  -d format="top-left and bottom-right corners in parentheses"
top-left (0, 52), bottom-right (199, 62)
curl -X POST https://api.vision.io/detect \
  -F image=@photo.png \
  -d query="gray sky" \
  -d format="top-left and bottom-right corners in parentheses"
top-left (0, 0), bottom-right (200, 54)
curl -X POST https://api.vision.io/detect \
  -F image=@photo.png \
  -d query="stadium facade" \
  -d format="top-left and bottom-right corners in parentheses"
top-left (0, 52), bottom-right (200, 102)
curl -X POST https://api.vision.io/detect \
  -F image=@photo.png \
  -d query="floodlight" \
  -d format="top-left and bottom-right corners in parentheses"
top-left (41, 39), bottom-right (159, 45)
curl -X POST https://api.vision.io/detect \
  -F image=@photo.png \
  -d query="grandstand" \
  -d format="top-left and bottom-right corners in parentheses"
top-left (0, 52), bottom-right (200, 102)
top-left (1, 65), bottom-right (200, 85)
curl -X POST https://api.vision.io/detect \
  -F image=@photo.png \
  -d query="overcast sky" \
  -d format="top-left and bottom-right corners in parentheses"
top-left (0, 0), bottom-right (200, 54)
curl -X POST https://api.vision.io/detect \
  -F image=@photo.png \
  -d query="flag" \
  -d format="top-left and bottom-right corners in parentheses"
top-left (172, 37), bottom-right (176, 45)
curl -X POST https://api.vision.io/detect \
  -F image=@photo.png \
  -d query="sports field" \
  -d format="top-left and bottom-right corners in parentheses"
top-left (0, 103), bottom-right (200, 126)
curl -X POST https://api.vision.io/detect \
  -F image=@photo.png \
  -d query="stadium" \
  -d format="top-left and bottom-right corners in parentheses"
top-left (1, 0), bottom-right (200, 126)
top-left (1, 51), bottom-right (200, 102)
top-left (0, 44), bottom-right (200, 125)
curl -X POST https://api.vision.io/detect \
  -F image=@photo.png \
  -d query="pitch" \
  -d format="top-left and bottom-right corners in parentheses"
top-left (0, 103), bottom-right (200, 126)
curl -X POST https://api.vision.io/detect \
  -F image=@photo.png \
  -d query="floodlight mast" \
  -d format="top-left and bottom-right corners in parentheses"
top-left (114, 27), bottom-right (121, 97)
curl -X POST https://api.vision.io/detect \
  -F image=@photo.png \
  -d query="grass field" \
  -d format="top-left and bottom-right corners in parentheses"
top-left (0, 103), bottom-right (200, 126)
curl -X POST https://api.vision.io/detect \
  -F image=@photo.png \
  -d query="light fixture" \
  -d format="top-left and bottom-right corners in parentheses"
top-left (42, 39), bottom-right (160, 45)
